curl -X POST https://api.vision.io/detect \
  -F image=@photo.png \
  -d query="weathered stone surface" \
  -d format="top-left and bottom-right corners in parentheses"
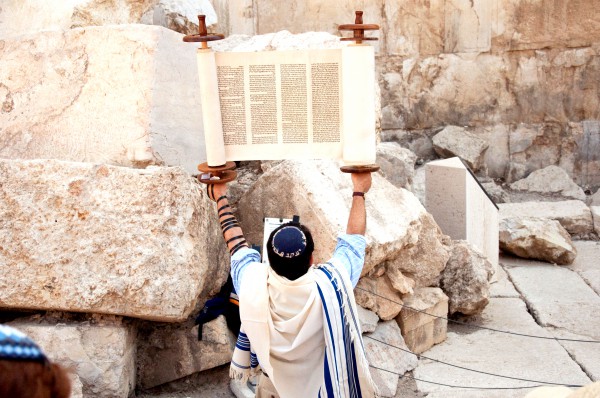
top-left (414, 298), bottom-right (591, 397)
top-left (506, 265), bottom-right (600, 340)
top-left (499, 217), bottom-right (577, 265)
top-left (237, 160), bottom-right (447, 277)
top-left (0, 0), bottom-right (217, 38)
top-left (69, 374), bottom-right (84, 398)
top-left (490, 262), bottom-right (520, 298)
top-left (147, 0), bottom-right (218, 35)
top-left (432, 126), bottom-right (489, 171)
top-left (592, 189), bottom-right (600, 206)
top-left (507, 122), bottom-right (598, 186)
top-left (0, 159), bottom-right (228, 322)
top-left (0, 25), bottom-right (206, 175)
top-left (397, 288), bottom-right (448, 354)
top-left (509, 166), bottom-right (586, 200)
top-left (386, 267), bottom-right (416, 295)
top-left (444, 0), bottom-right (492, 53)
top-left (385, 213), bottom-right (451, 289)
top-left (364, 320), bottom-right (418, 398)
top-left (9, 316), bottom-right (136, 398)
top-left (383, 0), bottom-right (444, 56)
top-left (411, 165), bottom-right (427, 204)
top-left (137, 315), bottom-right (235, 389)
top-left (481, 181), bottom-right (510, 204)
top-left (357, 306), bottom-right (379, 334)
top-left (499, 200), bottom-right (594, 237)
top-left (397, 288), bottom-right (448, 333)
top-left (569, 241), bottom-right (600, 296)
top-left (592, 206), bottom-right (600, 237)
top-left (355, 276), bottom-right (404, 321)
top-left (379, 50), bottom-right (600, 131)
top-left (492, 0), bottom-right (600, 51)
top-left (376, 142), bottom-right (417, 190)
top-left (441, 241), bottom-right (493, 315)
top-left (479, 124), bottom-right (510, 179)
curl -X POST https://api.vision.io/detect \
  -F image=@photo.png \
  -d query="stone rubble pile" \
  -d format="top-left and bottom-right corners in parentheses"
top-left (1, 1), bottom-right (599, 397)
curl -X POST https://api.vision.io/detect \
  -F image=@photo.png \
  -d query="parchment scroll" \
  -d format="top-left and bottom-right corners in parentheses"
top-left (197, 45), bottom-right (376, 166)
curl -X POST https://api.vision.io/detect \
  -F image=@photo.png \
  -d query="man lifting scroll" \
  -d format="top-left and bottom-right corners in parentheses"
top-left (206, 172), bottom-right (377, 398)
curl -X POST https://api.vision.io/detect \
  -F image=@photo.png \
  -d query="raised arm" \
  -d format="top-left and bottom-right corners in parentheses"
top-left (207, 183), bottom-right (249, 256)
top-left (346, 172), bottom-right (372, 235)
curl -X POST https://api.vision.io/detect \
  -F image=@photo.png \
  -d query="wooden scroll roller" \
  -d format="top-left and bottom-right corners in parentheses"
top-left (183, 16), bottom-right (236, 184)
top-left (338, 11), bottom-right (380, 174)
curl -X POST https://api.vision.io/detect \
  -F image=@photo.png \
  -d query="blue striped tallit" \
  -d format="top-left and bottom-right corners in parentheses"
top-left (315, 263), bottom-right (378, 398)
top-left (230, 328), bottom-right (260, 381)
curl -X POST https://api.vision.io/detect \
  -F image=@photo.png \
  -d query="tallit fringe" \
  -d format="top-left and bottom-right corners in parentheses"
top-left (339, 281), bottom-right (380, 397)
top-left (229, 364), bottom-right (261, 383)
top-left (229, 365), bottom-right (250, 383)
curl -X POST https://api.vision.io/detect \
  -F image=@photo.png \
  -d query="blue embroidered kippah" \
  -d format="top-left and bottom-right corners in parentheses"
top-left (271, 226), bottom-right (307, 258)
top-left (0, 325), bottom-right (47, 363)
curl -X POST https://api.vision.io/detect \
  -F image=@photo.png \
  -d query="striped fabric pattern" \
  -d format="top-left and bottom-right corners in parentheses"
top-left (315, 263), bottom-right (377, 397)
top-left (230, 329), bottom-right (260, 380)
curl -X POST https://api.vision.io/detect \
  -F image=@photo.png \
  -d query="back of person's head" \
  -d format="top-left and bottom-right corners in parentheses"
top-left (266, 222), bottom-right (315, 280)
top-left (0, 325), bottom-right (71, 398)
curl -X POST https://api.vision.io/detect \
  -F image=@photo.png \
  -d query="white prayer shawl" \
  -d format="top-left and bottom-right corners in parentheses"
top-left (237, 262), bottom-right (377, 397)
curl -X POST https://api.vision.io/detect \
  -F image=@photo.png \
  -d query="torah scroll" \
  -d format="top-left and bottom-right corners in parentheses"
top-left (196, 45), bottom-right (376, 167)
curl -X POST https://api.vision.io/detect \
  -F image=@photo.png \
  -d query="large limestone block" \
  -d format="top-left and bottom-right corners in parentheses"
top-left (137, 315), bottom-right (235, 389)
top-left (237, 160), bottom-right (447, 276)
top-left (510, 166), bottom-right (586, 200)
top-left (384, 0), bottom-right (444, 56)
top-left (9, 316), bottom-right (136, 398)
top-left (432, 126), bottom-right (489, 171)
top-left (379, 49), bottom-right (600, 131)
top-left (0, 25), bottom-right (205, 174)
top-left (441, 240), bottom-right (494, 315)
top-left (493, 0), bottom-right (600, 51)
top-left (384, 212), bottom-right (451, 288)
top-left (0, 159), bottom-right (228, 322)
top-left (0, 0), bottom-right (216, 38)
top-left (355, 275), bottom-right (404, 321)
top-left (444, 0), bottom-right (491, 53)
top-left (499, 200), bottom-right (594, 237)
top-left (364, 320), bottom-right (418, 398)
top-left (500, 217), bottom-right (577, 265)
top-left (396, 287), bottom-right (448, 354)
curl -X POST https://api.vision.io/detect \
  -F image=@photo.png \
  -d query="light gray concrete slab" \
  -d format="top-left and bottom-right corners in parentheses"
top-left (549, 328), bottom-right (600, 382)
top-left (490, 262), bottom-right (520, 298)
top-left (505, 265), bottom-right (600, 340)
top-left (413, 298), bottom-right (591, 397)
top-left (570, 241), bottom-right (600, 296)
